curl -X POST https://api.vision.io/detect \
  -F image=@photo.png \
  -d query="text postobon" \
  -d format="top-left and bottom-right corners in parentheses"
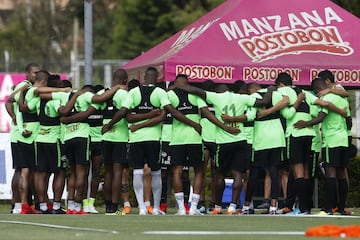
top-left (176, 65), bottom-right (234, 80)
top-left (243, 67), bottom-right (301, 82)
top-left (311, 69), bottom-right (360, 83)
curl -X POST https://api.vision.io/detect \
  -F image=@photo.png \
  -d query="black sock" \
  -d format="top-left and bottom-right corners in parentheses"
top-left (324, 178), bottom-right (337, 212)
top-left (285, 172), bottom-right (295, 209)
top-left (295, 178), bottom-right (308, 213)
top-left (337, 178), bottom-right (348, 211)
top-left (105, 200), bottom-right (112, 212)
top-left (111, 202), bottom-right (119, 212)
top-left (306, 178), bottom-right (314, 210)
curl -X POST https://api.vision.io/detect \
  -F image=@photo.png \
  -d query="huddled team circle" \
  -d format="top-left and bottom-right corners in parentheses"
top-left (6, 62), bottom-right (352, 216)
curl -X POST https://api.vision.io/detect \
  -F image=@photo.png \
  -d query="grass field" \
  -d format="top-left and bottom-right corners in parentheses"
top-left (0, 205), bottom-right (359, 240)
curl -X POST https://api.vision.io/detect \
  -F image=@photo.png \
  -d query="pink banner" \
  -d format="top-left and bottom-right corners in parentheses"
top-left (0, 73), bottom-right (68, 133)
top-left (124, 0), bottom-right (360, 86)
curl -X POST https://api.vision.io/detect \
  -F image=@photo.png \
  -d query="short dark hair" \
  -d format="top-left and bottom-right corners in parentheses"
top-left (232, 80), bottom-right (247, 93)
top-left (25, 62), bottom-right (40, 72)
top-left (175, 74), bottom-right (188, 81)
top-left (202, 80), bottom-right (216, 91)
top-left (275, 72), bottom-right (292, 86)
top-left (61, 80), bottom-right (72, 88)
top-left (47, 74), bottom-right (60, 87)
top-left (35, 70), bottom-right (50, 82)
top-left (318, 70), bottom-right (334, 83)
top-left (144, 67), bottom-right (159, 82)
top-left (113, 68), bottom-right (128, 83)
top-left (128, 79), bottom-right (140, 90)
top-left (311, 77), bottom-right (327, 91)
top-left (94, 84), bottom-right (105, 93)
top-left (81, 84), bottom-right (95, 92)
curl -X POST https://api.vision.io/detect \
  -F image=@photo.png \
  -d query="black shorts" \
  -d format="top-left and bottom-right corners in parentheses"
top-left (203, 141), bottom-right (216, 158)
top-left (253, 147), bottom-right (284, 168)
top-left (215, 141), bottom-right (247, 173)
top-left (18, 141), bottom-right (36, 170)
top-left (128, 141), bottom-right (161, 170)
top-left (309, 151), bottom-right (320, 178)
top-left (171, 144), bottom-right (203, 168)
top-left (103, 141), bottom-right (128, 165)
top-left (11, 142), bottom-right (21, 171)
top-left (322, 146), bottom-right (349, 168)
top-left (287, 136), bottom-right (313, 164)
top-left (36, 142), bottom-right (62, 173)
top-left (90, 141), bottom-right (103, 158)
top-left (245, 143), bottom-right (252, 170)
top-left (161, 141), bottom-right (171, 169)
top-left (65, 137), bottom-right (90, 165)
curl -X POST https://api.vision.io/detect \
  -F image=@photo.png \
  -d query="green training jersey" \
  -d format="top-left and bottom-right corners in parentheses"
top-left (321, 93), bottom-right (350, 148)
top-left (52, 92), bottom-right (71, 144)
top-left (161, 112), bottom-right (172, 143)
top-left (17, 87), bottom-right (40, 144)
top-left (277, 86), bottom-right (317, 137)
top-left (200, 105), bottom-right (216, 143)
top-left (36, 99), bottom-right (61, 143)
top-left (10, 80), bottom-right (32, 143)
top-left (123, 85), bottom-right (171, 143)
top-left (253, 90), bottom-right (286, 151)
top-left (88, 98), bottom-right (105, 143)
top-left (310, 97), bottom-right (321, 152)
top-left (62, 91), bottom-right (99, 141)
top-left (102, 88), bottom-right (129, 143)
top-left (206, 91), bottom-right (256, 144)
top-left (168, 89), bottom-right (206, 145)
top-left (243, 103), bottom-right (257, 145)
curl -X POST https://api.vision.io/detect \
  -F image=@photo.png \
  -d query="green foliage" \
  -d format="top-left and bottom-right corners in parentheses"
top-left (317, 156), bottom-right (360, 208)
top-left (0, 1), bottom-right (71, 72)
top-left (0, 0), bottom-right (359, 74)
top-left (107, 0), bottom-right (224, 59)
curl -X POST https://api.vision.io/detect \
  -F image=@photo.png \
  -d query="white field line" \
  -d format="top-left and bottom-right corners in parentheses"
top-left (144, 231), bottom-right (304, 235)
top-left (0, 220), bottom-right (119, 234)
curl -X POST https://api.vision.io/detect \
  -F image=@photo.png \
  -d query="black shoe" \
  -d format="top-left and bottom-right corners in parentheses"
top-left (257, 201), bottom-right (270, 209)
top-left (52, 208), bottom-right (66, 214)
top-left (335, 209), bottom-right (351, 216)
top-left (40, 209), bottom-right (52, 214)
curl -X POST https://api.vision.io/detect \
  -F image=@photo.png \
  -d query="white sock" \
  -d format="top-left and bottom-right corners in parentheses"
top-left (144, 201), bottom-right (151, 207)
top-left (269, 206), bottom-right (277, 212)
top-left (242, 205), bottom-right (250, 211)
top-left (175, 192), bottom-right (185, 210)
top-left (228, 203), bottom-right (237, 211)
top-left (215, 204), bottom-right (222, 210)
top-left (133, 169), bottom-right (145, 209)
top-left (53, 202), bottom-right (61, 210)
top-left (40, 202), bottom-right (48, 211)
top-left (124, 201), bottom-right (131, 207)
top-left (191, 193), bottom-right (200, 210)
top-left (68, 200), bottom-right (75, 210)
top-left (75, 202), bottom-right (81, 211)
top-left (14, 202), bottom-right (22, 210)
top-left (151, 170), bottom-right (162, 210)
top-left (249, 200), bottom-right (254, 210)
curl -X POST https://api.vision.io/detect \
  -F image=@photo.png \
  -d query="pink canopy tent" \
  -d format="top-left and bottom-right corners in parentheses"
top-left (123, 0), bottom-right (360, 86)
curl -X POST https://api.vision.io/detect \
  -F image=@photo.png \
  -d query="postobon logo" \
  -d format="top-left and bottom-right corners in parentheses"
top-left (219, 7), bottom-right (354, 63)
top-left (239, 26), bottom-right (353, 63)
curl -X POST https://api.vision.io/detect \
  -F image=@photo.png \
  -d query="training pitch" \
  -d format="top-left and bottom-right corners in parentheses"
top-left (0, 207), bottom-right (359, 240)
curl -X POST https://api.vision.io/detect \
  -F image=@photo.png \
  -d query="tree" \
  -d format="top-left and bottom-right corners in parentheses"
top-left (0, 0), bottom-right (72, 71)
top-left (332, 0), bottom-right (360, 17)
top-left (106, 0), bottom-right (223, 59)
